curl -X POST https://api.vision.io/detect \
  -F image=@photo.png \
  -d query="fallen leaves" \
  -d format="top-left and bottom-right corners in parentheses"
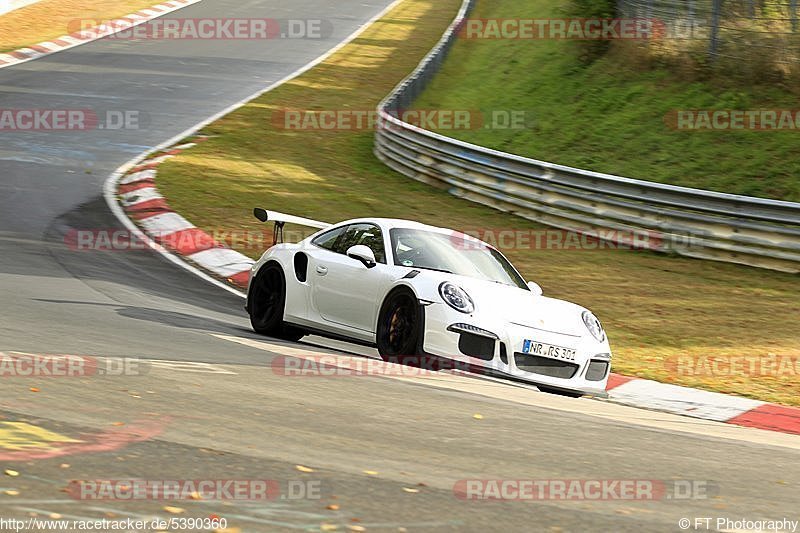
top-left (162, 506), bottom-right (185, 514)
top-left (295, 465), bottom-right (315, 473)
top-left (362, 470), bottom-right (378, 476)
top-left (472, 413), bottom-right (483, 420)
top-left (3, 490), bottom-right (19, 496)
top-left (402, 487), bottom-right (419, 493)
top-left (4, 469), bottom-right (19, 477)
top-left (326, 504), bottom-right (340, 511)
top-left (29, 387), bottom-right (40, 393)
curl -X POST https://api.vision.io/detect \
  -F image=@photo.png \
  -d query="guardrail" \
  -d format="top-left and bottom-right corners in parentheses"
top-left (373, 0), bottom-right (800, 273)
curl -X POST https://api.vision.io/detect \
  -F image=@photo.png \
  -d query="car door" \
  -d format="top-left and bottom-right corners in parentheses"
top-left (309, 223), bottom-right (391, 333)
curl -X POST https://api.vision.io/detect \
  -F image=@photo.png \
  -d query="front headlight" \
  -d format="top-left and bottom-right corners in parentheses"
top-left (582, 311), bottom-right (606, 342)
top-left (438, 282), bottom-right (474, 314)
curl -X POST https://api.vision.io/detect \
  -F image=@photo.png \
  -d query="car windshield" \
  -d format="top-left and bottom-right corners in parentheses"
top-left (390, 228), bottom-right (528, 289)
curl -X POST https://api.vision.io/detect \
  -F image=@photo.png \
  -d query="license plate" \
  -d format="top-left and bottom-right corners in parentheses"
top-left (522, 340), bottom-right (576, 362)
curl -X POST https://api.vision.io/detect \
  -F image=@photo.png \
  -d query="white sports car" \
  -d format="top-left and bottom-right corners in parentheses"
top-left (246, 208), bottom-right (612, 397)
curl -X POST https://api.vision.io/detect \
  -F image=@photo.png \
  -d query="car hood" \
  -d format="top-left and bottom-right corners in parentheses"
top-left (428, 273), bottom-right (589, 337)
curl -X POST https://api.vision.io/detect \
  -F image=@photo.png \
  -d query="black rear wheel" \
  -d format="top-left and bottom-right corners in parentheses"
top-left (376, 289), bottom-right (422, 363)
top-left (248, 263), bottom-right (305, 341)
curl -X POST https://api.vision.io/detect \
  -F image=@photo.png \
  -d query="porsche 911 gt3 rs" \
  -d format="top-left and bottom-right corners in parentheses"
top-left (245, 208), bottom-right (612, 396)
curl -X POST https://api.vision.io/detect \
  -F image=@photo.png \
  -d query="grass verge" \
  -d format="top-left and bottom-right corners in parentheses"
top-left (0, 0), bottom-right (163, 53)
top-left (155, 0), bottom-right (800, 406)
top-left (411, 0), bottom-right (800, 201)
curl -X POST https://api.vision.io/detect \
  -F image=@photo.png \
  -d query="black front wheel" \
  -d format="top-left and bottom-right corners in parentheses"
top-left (248, 264), bottom-right (305, 342)
top-left (376, 289), bottom-right (422, 363)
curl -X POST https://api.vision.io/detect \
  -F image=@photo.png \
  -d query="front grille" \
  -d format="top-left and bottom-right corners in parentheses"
top-left (514, 353), bottom-right (579, 379)
top-left (458, 332), bottom-right (495, 361)
top-left (585, 360), bottom-right (609, 381)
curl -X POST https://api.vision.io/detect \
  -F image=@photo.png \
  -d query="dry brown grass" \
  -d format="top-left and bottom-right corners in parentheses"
top-left (0, 0), bottom-right (163, 52)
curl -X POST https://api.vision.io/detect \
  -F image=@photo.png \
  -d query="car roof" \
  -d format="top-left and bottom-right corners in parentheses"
top-left (337, 217), bottom-right (452, 234)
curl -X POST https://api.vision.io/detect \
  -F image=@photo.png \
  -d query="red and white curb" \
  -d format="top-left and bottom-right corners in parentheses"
top-left (117, 139), bottom-right (255, 289)
top-left (605, 374), bottom-right (800, 435)
top-left (0, 0), bottom-right (201, 70)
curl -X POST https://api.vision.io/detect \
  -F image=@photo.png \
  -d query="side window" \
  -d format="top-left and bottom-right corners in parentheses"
top-left (311, 226), bottom-right (346, 251)
top-left (337, 223), bottom-right (386, 264)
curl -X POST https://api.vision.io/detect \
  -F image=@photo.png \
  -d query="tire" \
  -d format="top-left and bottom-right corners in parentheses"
top-left (248, 263), bottom-right (305, 341)
top-left (376, 288), bottom-right (422, 364)
top-left (537, 386), bottom-right (584, 398)
top-left (279, 324), bottom-right (306, 342)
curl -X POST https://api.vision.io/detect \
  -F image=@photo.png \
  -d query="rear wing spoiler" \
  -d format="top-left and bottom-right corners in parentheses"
top-left (253, 208), bottom-right (330, 229)
top-left (253, 207), bottom-right (331, 243)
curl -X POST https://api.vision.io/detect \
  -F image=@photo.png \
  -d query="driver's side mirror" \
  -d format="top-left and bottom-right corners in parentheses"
top-left (527, 281), bottom-right (543, 296)
top-left (346, 245), bottom-right (377, 268)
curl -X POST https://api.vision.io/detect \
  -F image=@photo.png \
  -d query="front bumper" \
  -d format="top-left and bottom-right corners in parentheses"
top-left (422, 303), bottom-right (611, 395)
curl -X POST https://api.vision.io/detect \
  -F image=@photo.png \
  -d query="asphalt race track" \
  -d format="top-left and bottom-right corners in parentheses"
top-left (0, 1), bottom-right (798, 531)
